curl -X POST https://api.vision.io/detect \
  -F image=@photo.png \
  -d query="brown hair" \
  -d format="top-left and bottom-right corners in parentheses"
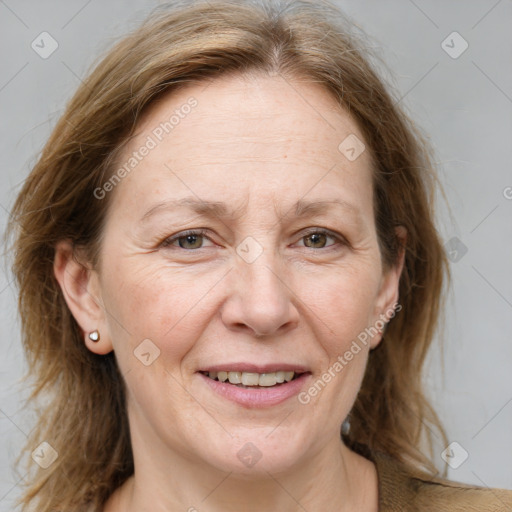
top-left (7, 1), bottom-right (449, 510)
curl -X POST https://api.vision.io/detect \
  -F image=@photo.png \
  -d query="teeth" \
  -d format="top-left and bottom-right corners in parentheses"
top-left (283, 371), bottom-right (294, 382)
top-left (241, 372), bottom-right (260, 386)
top-left (258, 373), bottom-right (277, 387)
top-left (227, 371), bottom-right (242, 384)
top-left (206, 370), bottom-right (298, 386)
top-left (276, 371), bottom-right (285, 383)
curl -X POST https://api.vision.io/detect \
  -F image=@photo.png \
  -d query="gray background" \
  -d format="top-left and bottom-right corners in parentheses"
top-left (1, 0), bottom-right (511, 509)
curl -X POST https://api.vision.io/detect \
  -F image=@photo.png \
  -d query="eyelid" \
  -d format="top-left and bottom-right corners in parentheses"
top-left (296, 227), bottom-right (347, 248)
top-left (160, 228), bottom-right (213, 249)
top-left (160, 226), bottom-right (348, 251)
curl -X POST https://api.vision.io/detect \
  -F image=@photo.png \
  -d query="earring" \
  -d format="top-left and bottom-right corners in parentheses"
top-left (341, 415), bottom-right (351, 435)
top-left (88, 330), bottom-right (100, 342)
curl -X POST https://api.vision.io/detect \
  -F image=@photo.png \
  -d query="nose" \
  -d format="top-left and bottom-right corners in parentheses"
top-left (220, 253), bottom-right (300, 339)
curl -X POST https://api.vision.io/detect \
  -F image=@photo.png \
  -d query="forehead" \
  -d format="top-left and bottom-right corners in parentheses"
top-left (109, 72), bottom-right (374, 217)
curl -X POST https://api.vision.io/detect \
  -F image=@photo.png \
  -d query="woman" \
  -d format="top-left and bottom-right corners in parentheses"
top-left (7, 1), bottom-right (512, 510)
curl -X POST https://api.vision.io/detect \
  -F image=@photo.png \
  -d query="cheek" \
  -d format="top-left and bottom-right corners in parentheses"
top-left (300, 261), bottom-right (382, 356)
top-left (295, 267), bottom-right (380, 420)
top-left (100, 260), bottom-right (219, 364)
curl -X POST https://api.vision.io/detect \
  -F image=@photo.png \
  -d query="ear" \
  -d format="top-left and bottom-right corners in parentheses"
top-left (369, 226), bottom-right (407, 349)
top-left (53, 240), bottom-right (113, 355)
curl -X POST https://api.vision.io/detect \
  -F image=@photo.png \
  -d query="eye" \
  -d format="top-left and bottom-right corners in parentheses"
top-left (161, 229), bottom-right (213, 250)
top-left (160, 228), bottom-right (346, 252)
top-left (297, 228), bottom-right (344, 249)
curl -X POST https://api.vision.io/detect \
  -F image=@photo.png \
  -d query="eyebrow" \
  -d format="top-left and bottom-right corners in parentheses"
top-left (140, 197), bottom-right (361, 223)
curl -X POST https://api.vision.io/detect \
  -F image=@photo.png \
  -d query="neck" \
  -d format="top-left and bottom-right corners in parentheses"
top-left (104, 431), bottom-right (378, 512)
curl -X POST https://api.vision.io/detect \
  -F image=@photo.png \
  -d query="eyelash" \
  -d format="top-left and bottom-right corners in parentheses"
top-left (160, 228), bottom-right (347, 251)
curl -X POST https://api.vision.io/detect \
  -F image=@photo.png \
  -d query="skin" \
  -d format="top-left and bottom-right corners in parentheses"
top-left (54, 72), bottom-right (405, 512)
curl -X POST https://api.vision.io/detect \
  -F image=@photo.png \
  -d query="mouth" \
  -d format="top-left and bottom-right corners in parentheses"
top-left (199, 370), bottom-right (305, 388)
top-left (196, 366), bottom-right (311, 408)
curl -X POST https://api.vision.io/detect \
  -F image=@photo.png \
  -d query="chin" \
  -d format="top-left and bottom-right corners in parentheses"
top-left (196, 429), bottom-right (310, 478)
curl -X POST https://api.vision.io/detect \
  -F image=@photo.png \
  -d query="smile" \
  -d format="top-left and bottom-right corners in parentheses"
top-left (197, 367), bottom-right (311, 408)
top-left (201, 370), bottom-right (301, 387)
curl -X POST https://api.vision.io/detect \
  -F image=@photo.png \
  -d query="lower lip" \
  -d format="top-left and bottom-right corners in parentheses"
top-left (198, 372), bottom-right (311, 408)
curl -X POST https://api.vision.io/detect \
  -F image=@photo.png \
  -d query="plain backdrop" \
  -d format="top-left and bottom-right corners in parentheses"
top-left (1, 0), bottom-right (511, 509)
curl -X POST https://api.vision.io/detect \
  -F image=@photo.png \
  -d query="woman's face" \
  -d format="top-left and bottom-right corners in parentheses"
top-left (86, 73), bottom-right (402, 475)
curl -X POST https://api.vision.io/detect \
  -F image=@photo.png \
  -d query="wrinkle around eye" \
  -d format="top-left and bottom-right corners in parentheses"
top-left (155, 229), bottom-right (353, 259)
top-left (162, 230), bottom-right (216, 250)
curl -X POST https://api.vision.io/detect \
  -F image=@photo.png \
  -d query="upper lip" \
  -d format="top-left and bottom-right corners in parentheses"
top-left (197, 363), bottom-right (310, 374)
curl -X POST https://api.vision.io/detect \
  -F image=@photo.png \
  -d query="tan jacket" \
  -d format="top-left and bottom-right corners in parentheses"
top-left (371, 450), bottom-right (512, 511)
